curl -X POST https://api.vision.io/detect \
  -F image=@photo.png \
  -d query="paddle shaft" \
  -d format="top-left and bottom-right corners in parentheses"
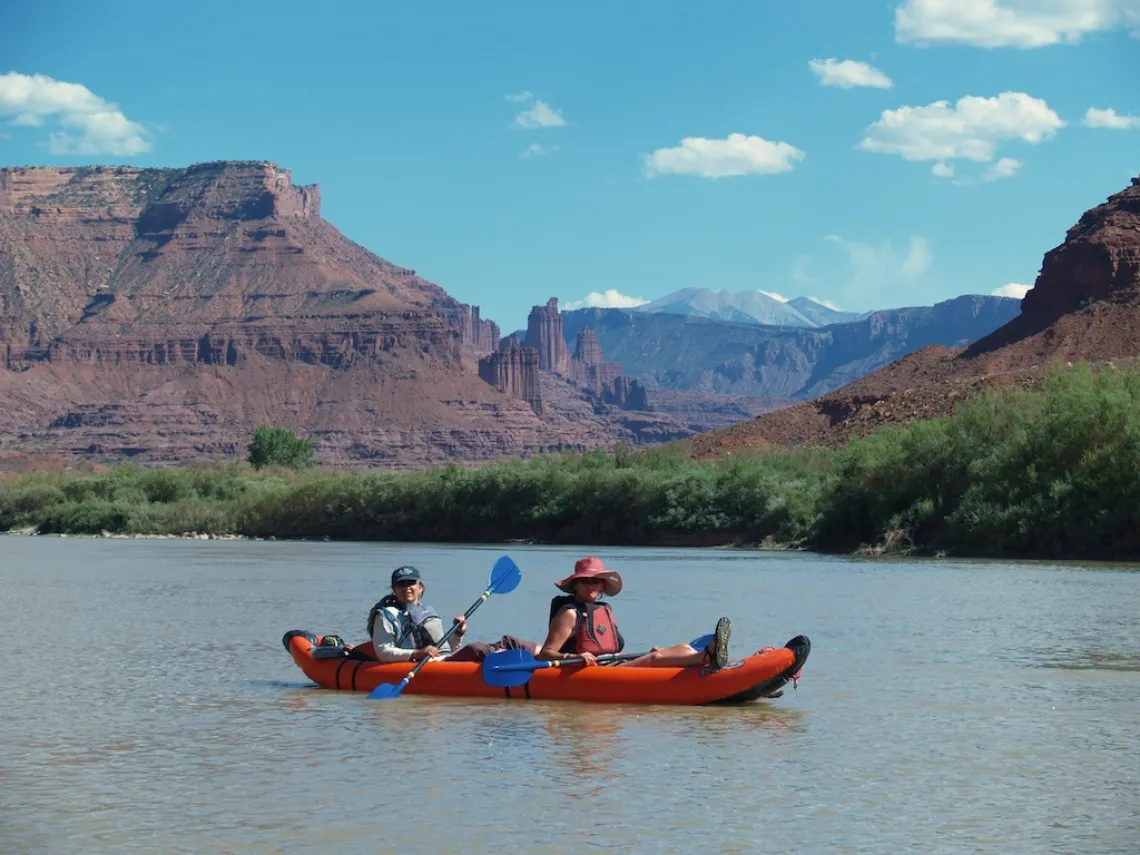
top-left (395, 587), bottom-right (496, 689)
top-left (486, 633), bottom-right (715, 674)
top-left (531, 633), bottom-right (713, 671)
top-left (490, 651), bottom-right (641, 673)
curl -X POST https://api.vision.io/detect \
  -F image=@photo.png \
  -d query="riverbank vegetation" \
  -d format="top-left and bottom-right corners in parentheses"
top-left (3, 363), bottom-right (1139, 559)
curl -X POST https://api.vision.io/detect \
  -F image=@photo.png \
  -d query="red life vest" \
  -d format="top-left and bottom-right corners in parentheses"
top-left (550, 596), bottom-right (625, 656)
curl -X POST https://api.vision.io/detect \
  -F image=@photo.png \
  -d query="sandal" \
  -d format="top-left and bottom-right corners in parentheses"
top-left (703, 617), bottom-right (731, 669)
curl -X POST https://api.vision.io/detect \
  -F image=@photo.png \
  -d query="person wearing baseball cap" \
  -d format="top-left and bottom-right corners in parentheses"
top-left (536, 556), bottom-right (732, 669)
top-left (367, 565), bottom-right (457, 662)
top-left (367, 565), bottom-right (539, 663)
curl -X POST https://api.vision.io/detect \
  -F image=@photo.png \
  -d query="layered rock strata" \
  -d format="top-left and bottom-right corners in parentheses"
top-left (478, 346), bottom-right (543, 414)
top-left (1020, 176), bottom-right (1140, 321)
top-left (524, 297), bottom-right (570, 375)
top-left (440, 303), bottom-right (499, 356)
top-left (570, 327), bottom-right (622, 396)
top-left (0, 162), bottom-right (675, 467)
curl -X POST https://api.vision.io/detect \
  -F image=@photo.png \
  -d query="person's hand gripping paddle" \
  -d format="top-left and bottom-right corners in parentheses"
top-left (368, 555), bottom-right (523, 700)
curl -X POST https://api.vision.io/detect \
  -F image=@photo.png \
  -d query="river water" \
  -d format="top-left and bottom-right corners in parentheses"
top-left (1, 538), bottom-right (1137, 854)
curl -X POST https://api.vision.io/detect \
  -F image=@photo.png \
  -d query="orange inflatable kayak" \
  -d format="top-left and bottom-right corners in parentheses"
top-left (282, 630), bottom-right (810, 705)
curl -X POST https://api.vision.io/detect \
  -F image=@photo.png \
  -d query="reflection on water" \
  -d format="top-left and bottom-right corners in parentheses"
top-left (2, 538), bottom-right (1138, 854)
top-left (1040, 651), bottom-right (1140, 671)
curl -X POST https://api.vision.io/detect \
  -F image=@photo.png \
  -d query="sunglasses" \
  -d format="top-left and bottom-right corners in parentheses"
top-left (577, 578), bottom-right (605, 587)
top-left (394, 579), bottom-right (420, 588)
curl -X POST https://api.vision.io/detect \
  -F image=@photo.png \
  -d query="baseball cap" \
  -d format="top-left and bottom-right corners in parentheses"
top-left (391, 565), bottom-right (423, 586)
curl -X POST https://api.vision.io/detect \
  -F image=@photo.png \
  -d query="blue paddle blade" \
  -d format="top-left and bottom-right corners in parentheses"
top-left (367, 679), bottom-right (408, 700)
top-left (488, 555), bottom-right (522, 595)
top-left (690, 633), bottom-right (714, 651)
top-left (481, 648), bottom-right (537, 688)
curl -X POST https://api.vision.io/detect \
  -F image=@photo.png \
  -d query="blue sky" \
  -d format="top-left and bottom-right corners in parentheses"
top-left (4, 1), bottom-right (1139, 332)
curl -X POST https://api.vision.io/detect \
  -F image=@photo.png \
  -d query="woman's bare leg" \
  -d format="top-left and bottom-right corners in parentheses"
top-left (618, 617), bottom-right (732, 669)
top-left (619, 643), bottom-right (704, 668)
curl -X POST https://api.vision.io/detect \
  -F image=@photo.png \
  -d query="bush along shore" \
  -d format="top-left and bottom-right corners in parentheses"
top-left (3, 363), bottom-right (1140, 560)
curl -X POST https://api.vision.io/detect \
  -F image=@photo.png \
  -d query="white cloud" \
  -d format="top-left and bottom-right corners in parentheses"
top-left (510, 100), bottom-right (567, 129)
top-left (644, 133), bottom-right (805, 179)
top-left (981, 156), bottom-right (1023, 180)
top-left (795, 235), bottom-right (932, 310)
top-left (758, 290), bottom-right (789, 302)
top-left (791, 255), bottom-right (814, 288)
top-left (562, 289), bottom-right (649, 310)
top-left (992, 282), bottom-right (1032, 298)
top-left (932, 161), bottom-right (955, 177)
top-left (1083, 106), bottom-right (1140, 129)
top-left (809, 296), bottom-right (844, 311)
top-left (826, 234), bottom-right (932, 282)
top-left (900, 236), bottom-right (932, 276)
top-left (9, 112), bottom-right (43, 127)
top-left (808, 58), bottom-right (893, 89)
top-left (505, 91), bottom-right (534, 103)
top-left (894, 0), bottom-right (1140, 48)
top-left (520, 143), bottom-right (559, 158)
top-left (0, 71), bottom-right (151, 155)
top-left (859, 92), bottom-right (1064, 172)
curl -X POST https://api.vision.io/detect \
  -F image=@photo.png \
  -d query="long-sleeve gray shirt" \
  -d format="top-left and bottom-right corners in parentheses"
top-left (370, 605), bottom-right (453, 663)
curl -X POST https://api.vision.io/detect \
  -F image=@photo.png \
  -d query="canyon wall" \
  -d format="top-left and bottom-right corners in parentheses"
top-left (570, 327), bottom-right (622, 397)
top-left (1020, 176), bottom-right (1140, 321)
top-left (477, 346), bottom-right (543, 414)
top-left (524, 297), bottom-right (570, 375)
top-left (0, 161), bottom-right (675, 467)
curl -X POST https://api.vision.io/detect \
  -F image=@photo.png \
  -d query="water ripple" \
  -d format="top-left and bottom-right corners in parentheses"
top-left (2, 539), bottom-right (1138, 854)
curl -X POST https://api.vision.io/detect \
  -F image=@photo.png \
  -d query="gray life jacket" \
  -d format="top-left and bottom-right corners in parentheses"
top-left (370, 598), bottom-right (448, 651)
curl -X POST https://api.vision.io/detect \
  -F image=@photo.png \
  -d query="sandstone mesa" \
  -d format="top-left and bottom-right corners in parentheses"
top-left (0, 161), bottom-right (684, 470)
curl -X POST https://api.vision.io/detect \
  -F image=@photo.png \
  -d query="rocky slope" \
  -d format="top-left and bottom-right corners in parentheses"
top-left (562, 294), bottom-right (1021, 400)
top-left (0, 162), bottom-right (685, 469)
top-left (685, 176), bottom-right (1140, 457)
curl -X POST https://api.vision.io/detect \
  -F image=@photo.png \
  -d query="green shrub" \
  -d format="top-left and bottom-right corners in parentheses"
top-left (0, 483), bottom-right (68, 529)
top-left (37, 500), bottom-right (135, 535)
top-left (4, 362), bottom-right (1140, 559)
top-left (247, 425), bottom-right (315, 470)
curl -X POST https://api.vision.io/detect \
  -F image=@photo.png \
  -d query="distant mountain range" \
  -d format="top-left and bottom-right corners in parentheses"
top-left (562, 294), bottom-right (1022, 400)
top-left (633, 288), bottom-right (864, 327)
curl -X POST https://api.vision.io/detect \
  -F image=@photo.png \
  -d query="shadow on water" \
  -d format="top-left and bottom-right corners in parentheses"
top-left (1039, 652), bottom-right (1140, 672)
top-left (267, 680), bottom-right (807, 732)
top-left (351, 691), bottom-right (809, 741)
top-left (246, 679), bottom-right (318, 690)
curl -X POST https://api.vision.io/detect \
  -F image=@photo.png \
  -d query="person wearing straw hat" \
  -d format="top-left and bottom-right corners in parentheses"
top-left (536, 556), bottom-right (732, 669)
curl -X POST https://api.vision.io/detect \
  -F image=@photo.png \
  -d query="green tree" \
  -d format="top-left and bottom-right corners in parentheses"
top-left (247, 425), bottom-right (316, 470)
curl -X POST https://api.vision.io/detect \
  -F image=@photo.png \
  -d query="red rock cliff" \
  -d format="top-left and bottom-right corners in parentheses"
top-left (1021, 176), bottom-right (1140, 320)
top-left (570, 326), bottom-right (621, 396)
top-left (964, 174), bottom-right (1140, 361)
top-left (601, 376), bottom-right (650, 410)
top-left (0, 161), bottom-right (663, 467)
top-left (478, 345), bottom-right (543, 413)
top-left (440, 303), bottom-right (500, 356)
top-left (573, 327), bottom-right (603, 364)
top-left (0, 161), bottom-right (467, 369)
top-left (524, 297), bottom-right (570, 375)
